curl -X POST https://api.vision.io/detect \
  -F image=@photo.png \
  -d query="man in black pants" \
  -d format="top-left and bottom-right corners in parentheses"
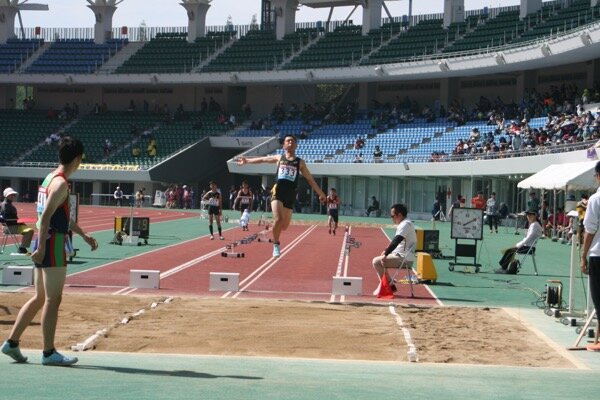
top-left (581, 160), bottom-right (600, 352)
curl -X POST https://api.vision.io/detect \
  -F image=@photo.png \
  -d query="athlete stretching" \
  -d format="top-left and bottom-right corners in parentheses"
top-left (238, 135), bottom-right (326, 257)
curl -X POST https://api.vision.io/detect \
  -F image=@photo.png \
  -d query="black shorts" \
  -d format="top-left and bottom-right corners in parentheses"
top-left (271, 184), bottom-right (295, 210)
top-left (239, 202), bottom-right (251, 212)
top-left (588, 257), bottom-right (600, 317)
top-left (208, 206), bottom-right (220, 216)
top-left (328, 209), bottom-right (339, 223)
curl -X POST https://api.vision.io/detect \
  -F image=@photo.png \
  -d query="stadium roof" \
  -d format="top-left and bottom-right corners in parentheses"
top-left (300, 0), bottom-right (399, 9)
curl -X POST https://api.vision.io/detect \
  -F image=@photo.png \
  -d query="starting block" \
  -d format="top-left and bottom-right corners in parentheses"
top-left (2, 266), bottom-right (34, 286)
top-left (332, 276), bottom-right (362, 296)
top-left (129, 269), bottom-right (160, 289)
top-left (209, 272), bottom-right (239, 291)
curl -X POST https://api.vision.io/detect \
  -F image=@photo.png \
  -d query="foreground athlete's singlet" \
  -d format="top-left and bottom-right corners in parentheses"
top-left (35, 172), bottom-right (70, 267)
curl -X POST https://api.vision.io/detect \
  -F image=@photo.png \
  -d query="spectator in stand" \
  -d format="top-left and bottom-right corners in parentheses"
top-left (373, 145), bottom-right (383, 159)
top-left (355, 137), bottom-right (365, 150)
top-left (354, 153), bottom-right (364, 163)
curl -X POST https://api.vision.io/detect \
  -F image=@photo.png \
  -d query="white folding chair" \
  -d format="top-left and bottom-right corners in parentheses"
top-left (0, 218), bottom-right (21, 254)
top-left (387, 243), bottom-right (417, 298)
top-left (515, 237), bottom-right (540, 275)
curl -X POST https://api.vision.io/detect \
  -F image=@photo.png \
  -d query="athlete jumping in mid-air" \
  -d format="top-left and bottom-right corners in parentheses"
top-left (237, 135), bottom-right (326, 257)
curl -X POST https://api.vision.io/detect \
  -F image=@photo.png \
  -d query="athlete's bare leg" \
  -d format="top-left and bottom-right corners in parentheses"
top-left (271, 200), bottom-right (293, 243)
top-left (8, 268), bottom-right (45, 341)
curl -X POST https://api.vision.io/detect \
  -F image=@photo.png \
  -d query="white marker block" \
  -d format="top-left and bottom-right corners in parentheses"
top-left (2, 266), bottom-right (34, 286)
top-left (332, 276), bottom-right (362, 296)
top-left (209, 272), bottom-right (239, 292)
top-left (129, 269), bottom-right (160, 289)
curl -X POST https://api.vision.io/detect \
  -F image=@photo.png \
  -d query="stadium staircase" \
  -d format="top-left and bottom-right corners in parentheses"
top-left (0, 110), bottom-right (66, 164)
top-left (116, 32), bottom-right (234, 74)
top-left (0, 39), bottom-right (44, 74)
top-left (97, 41), bottom-right (146, 73)
top-left (202, 29), bottom-right (319, 72)
top-left (190, 36), bottom-right (238, 72)
top-left (25, 39), bottom-right (127, 74)
top-left (14, 41), bottom-right (50, 73)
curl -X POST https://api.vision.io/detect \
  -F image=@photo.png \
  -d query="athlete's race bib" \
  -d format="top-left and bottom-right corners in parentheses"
top-left (37, 187), bottom-right (48, 214)
top-left (208, 197), bottom-right (219, 206)
top-left (328, 202), bottom-right (338, 210)
top-left (241, 197), bottom-right (251, 204)
top-left (277, 164), bottom-right (297, 182)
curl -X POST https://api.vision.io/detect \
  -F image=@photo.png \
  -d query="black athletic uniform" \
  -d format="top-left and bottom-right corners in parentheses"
top-left (203, 190), bottom-right (221, 215)
top-left (271, 156), bottom-right (301, 210)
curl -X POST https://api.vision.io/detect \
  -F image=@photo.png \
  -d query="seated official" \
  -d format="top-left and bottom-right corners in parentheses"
top-left (498, 209), bottom-right (543, 269)
top-left (366, 196), bottom-right (380, 216)
top-left (1, 187), bottom-right (34, 254)
top-left (372, 203), bottom-right (417, 294)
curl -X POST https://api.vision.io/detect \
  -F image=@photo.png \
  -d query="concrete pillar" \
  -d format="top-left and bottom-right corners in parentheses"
top-left (87, 4), bottom-right (117, 44)
top-left (328, 178), bottom-right (338, 192)
top-left (180, 1), bottom-right (211, 42)
top-left (92, 181), bottom-right (102, 205)
top-left (362, 0), bottom-right (382, 35)
top-left (439, 78), bottom-right (459, 108)
top-left (0, 6), bottom-right (18, 44)
top-left (358, 82), bottom-right (377, 110)
top-left (443, 0), bottom-right (465, 28)
top-left (520, 0), bottom-right (542, 20)
top-left (273, 0), bottom-right (298, 40)
top-left (516, 70), bottom-right (536, 100)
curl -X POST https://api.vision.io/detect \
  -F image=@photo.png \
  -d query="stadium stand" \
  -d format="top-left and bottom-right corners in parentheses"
top-left (26, 39), bottom-right (127, 74)
top-left (0, 109), bottom-right (66, 164)
top-left (116, 32), bottom-right (234, 73)
top-left (202, 28), bottom-right (319, 72)
top-left (0, 39), bottom-right (43, 73)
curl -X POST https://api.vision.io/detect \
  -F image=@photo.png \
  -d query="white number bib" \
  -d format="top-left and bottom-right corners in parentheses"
top-left (37, 187), bottom-right (48, 214)
top-left (277, 165), bottom-right (297, 182)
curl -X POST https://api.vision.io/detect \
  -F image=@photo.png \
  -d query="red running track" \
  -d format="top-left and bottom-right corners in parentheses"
top-left (12, 203), bottom-right (438, 304)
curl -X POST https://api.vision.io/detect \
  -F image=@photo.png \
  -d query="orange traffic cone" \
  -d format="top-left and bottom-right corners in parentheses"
top-left (377, 274), bottom-right (395, 299)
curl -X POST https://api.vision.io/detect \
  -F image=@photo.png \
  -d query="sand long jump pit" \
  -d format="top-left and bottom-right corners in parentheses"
top-left (0, 293), bottom-right (575, 368)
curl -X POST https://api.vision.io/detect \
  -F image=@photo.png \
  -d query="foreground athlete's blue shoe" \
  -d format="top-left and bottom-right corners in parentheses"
top-left (1, 341), bottom-right (28, 363)
top-left (272, 243), bottom-right (281, 258)
top-left (42, 351), bottom-right (78, 366)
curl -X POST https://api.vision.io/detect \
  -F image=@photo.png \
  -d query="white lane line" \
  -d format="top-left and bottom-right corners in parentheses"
top-left (221, 225), bottom-right (317, 299)
top-left (330, 227), bottom-right (351, 303)
top-left (389, 304), bottom-right (419, 362)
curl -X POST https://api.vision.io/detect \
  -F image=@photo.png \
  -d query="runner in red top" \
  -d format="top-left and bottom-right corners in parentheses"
top-left (326, 188), bottom-right (341, 235)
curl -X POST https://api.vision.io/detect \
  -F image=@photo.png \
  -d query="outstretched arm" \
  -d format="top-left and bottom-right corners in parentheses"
top-left (237, 155), bottom-right (280, 165)
top-left (299, 160), bottom-right (326, 203)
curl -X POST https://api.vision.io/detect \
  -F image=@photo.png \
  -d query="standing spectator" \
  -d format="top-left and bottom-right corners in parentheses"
top-left (135, 188), bottom-right (145, 208)
top-left (527, 192), bottom-right (540, 214)
top-left (486, 192), bottom-right (499, 233)
top-left (471, 191), bottom-right (485, 210)
top-left (449, 194), bottom-right (464, 219)
top-left (113, 186), bottom-right (123, 207)
top-left (581, 160), bottom-right (600, 351)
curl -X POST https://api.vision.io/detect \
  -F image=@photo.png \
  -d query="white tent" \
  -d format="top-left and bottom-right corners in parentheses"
top-left (518, 160), bottom-right (597, 319)
top-left (517, 161), bottom-right (598, 191)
